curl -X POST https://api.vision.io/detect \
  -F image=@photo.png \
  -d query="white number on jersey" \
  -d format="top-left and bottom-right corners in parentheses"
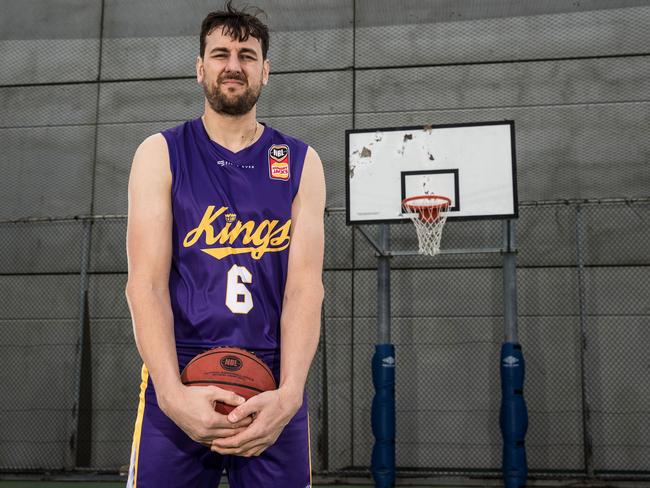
top-left (226, 265), bottom-right (253, 314)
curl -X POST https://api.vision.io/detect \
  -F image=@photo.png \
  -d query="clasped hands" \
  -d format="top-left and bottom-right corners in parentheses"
top-left (161, 384), bottom-right (302, 458)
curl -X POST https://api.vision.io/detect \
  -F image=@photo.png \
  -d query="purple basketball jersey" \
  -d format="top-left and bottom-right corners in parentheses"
top-left (161, 117), bottom-right (308, 351)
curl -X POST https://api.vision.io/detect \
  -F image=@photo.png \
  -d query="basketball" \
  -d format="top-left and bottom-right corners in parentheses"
top-left (180, 347), bottom-right (277, 415)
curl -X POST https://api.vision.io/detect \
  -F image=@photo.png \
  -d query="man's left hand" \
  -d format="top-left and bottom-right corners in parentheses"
top-left (210, 388), bottom-right (302, 457)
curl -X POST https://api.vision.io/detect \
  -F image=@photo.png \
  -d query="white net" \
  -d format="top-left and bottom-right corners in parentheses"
top-left (401, 196), bottom-right (451, 256)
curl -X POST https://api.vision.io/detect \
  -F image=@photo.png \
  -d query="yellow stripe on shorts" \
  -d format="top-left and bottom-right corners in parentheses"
top-left (127, 364), bottom-right (148, 488)
top-left (308, 411), bottom-right (312, 486)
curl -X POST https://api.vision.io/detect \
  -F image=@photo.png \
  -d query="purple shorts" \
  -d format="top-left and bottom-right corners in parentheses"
top-left (126, 348), bottom-right (312, 488)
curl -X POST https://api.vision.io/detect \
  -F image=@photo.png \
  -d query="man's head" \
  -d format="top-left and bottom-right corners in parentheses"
top-left (197, 1), bottom-right (270, 116)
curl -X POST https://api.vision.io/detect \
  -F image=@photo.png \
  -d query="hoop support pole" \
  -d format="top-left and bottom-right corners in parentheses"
top-left (371, 225), bottom-right (396, 488)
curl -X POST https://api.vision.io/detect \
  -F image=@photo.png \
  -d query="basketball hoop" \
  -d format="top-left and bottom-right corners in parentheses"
top-left (401, 195), bottom-right (451, 256)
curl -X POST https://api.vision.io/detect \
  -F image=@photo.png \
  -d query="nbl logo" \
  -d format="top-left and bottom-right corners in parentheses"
top-left (220, 356), bottom-right (243, 371)
top-left (268, 144), bottom-right (290, 181)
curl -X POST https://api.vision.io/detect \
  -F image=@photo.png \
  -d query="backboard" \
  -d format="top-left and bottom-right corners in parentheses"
top-left (346, 121), bottom-right (518, 224)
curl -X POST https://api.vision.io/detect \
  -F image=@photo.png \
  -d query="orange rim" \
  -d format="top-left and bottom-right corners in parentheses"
top-left (402, 195), bottom-right (451, 212)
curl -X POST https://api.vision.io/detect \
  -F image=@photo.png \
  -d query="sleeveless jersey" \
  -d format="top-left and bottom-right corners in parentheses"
top-left (160, 117), bottom-right (308, 351)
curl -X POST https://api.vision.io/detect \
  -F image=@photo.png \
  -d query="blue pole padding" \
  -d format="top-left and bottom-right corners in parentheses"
top-left (371, 343), bottom-right (395, 488)
top-left (500, 342), bottom-right (528, 488)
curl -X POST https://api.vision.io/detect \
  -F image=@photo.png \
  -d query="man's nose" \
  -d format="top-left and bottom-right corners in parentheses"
top-left (225, 53), bottom-right (242, 73)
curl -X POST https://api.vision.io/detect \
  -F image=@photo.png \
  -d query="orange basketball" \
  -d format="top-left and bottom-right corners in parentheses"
top-left (180, 347), bottom-right (277, 415)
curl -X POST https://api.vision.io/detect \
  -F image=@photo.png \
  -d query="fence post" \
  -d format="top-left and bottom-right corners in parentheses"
top-left (575, 204), bottom-right (594, 478)
top-left (66, 218), bottom-right (93, 469)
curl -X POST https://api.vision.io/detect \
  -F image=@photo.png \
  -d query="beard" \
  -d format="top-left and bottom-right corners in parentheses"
top-left (202, 71), bottom-right (262, 116)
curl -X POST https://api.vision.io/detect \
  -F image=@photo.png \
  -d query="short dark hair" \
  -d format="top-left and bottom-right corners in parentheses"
top-left (199, 1), bottom-right (270, 59)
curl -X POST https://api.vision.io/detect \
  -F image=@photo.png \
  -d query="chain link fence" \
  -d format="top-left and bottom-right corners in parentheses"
top-left (1, 199), bottom-right (648, 479)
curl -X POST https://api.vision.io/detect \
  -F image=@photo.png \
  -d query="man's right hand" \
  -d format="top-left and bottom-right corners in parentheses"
top-left (158, 384), bottom-right (254, 447)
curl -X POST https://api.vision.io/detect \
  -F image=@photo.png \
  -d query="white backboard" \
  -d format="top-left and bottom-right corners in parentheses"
top-left (346, 121), bottom-right (518, 224)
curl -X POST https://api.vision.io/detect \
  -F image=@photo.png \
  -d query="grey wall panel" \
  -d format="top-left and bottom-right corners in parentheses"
top-left (89, 219), bottom-right (128, 273)
top-left (519, 316), bottom-right (584, 470)
top-left (0, 84), bottom-right (97, 128)
top-left (324, 328), bottom-right (353, 469)
top-left (584, 267), bottom-right (649, 315)
top-left (98, 80), bottom-right (203, 124)
top-left (103, 0), bottom-right (351, 37)
top-left (0, 0), bottom-right (101, 84)
top-left (0, 324), bottom-right (77, 469)
top-left (518, 205), bottom-right (577, 267)
top-left (355, 56), bottom-right (650, 113)
top-left (323, 213), bottom-right (353, 270)
top-left (88, 274), bottom-right (129, 318)
top-left (259, 71), bottom-right (353, 118)
top-left (352, 339), bottom-right (373, 466)
top-left (355, 103), bottom-right (650, 203)
top-left (355, 6), bottom-right (650, 68)
top-left (268, 28), bottom-right (353, 72)
top-left (0, 275), bottom-right (80, 319)
top-left (101, 36), bottom-right (196, 80)
top-left (0, 126), bottom-right (95, 219)
top-left (0, 220), bottom-right (84, 274)
top-left (518, 268), bottom-right (579, 316)
top-left (0, 0), bottom-right (102, 40)
top-left (354, 268), bottom-right (505, 317)
top-left (97, 70), bottom-right (352, 124)
top-left (356, 0), bottom-right (650, 27)
top-left (582, 203), bottom-right (650, 266)
top-left (586, 316), bottom-right (650, 471)
top-left (0, 39), bottom-right (100, 85)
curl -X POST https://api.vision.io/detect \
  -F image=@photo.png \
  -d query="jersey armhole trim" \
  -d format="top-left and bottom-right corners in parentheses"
top-left (291, 143), bottom-right (310, 203)
top-left (160, 131), bottom-right (178, 199)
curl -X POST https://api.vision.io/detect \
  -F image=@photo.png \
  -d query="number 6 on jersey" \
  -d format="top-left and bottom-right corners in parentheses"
top-left (226, 264), bottom-right (253, 314)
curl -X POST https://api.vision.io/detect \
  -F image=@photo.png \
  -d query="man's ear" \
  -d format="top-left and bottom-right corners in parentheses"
top-left (262, 59), bottom-right (270, 85)
top-left (196, 56), bottom-right (204, 83)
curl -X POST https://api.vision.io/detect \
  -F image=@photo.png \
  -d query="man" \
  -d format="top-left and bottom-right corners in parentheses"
top-left (124, 2), bottom-right (325, 486)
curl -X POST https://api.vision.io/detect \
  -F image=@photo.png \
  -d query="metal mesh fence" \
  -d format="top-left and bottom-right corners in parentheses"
top-left (1, 0), bottom-right (649, 482)
top-left (0, 203), bottom-right (649, 477)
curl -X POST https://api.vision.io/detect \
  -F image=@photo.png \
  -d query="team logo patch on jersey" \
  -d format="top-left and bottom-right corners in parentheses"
top-left (268, 144), bottom-right (290, 181)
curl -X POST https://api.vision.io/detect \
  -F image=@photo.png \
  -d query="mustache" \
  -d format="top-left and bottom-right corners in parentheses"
top-left (218, 71), bottom-right (247, 83)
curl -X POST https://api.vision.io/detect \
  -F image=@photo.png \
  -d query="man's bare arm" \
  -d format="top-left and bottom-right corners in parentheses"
top-left (125, 133), bottom-right (181, 401)
top-left (277, 146), bottom-right (326, 405)
top-left (125, 134), bottom-right (251, 443)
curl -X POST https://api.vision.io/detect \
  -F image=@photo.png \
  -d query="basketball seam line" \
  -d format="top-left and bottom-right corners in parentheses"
top-left (183, 380), bottom-right (266, 393)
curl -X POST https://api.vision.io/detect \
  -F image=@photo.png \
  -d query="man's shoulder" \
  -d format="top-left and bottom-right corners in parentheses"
top-left (160, 118), bottom-right (197, 139)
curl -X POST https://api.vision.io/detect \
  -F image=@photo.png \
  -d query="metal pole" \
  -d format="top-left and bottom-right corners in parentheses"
top-left (67, 219), bottom-right (93, 469)
top-left (500, 219), bottom-right (528, 488)
top-left (575, 204), bottom-right (594, 478)
top-left (503, 220), bottom-right (518, 343)
top-left (371, 224), bottom-right (395, 488)
top-left (377, 225), bottom-right (391, 344)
